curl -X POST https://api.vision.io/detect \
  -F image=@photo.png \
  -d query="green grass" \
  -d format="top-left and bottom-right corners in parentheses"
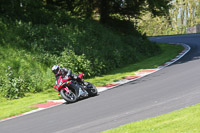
top-left (0, 16), bottom-right (161, 99)
top-left (0, 43), bottom-right (183, 120)
top-left (102, 104), bottom-right (200, 133)
top-left (0, 89), bottom-right (60, 119)
top-left (87, 43), bottom-right (183, 86)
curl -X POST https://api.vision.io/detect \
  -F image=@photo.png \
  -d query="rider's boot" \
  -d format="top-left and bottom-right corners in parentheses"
top-left (79, 88), bottom-right (88, 97)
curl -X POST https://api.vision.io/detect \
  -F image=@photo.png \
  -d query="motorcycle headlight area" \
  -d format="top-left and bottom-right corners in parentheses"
top-left (58, 80), bottom-right (63, 86)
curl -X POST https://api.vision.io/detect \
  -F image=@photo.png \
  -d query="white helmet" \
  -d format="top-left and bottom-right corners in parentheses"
top-left (52, 65), bottom-right (61, 75)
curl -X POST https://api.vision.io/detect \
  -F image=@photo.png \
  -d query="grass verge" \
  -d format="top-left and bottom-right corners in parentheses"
top-left (0, 89), bottom-right (60, 119)
top-left (0, 43), bottom-right (183, 120)
top-left (102, 104), bottom-right (200, 133)
top-left (87, 43), bottom-right (183, 86)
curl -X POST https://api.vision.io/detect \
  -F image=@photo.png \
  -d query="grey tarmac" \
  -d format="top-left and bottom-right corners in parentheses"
top-left (0, 34), bottom-right (200, 133)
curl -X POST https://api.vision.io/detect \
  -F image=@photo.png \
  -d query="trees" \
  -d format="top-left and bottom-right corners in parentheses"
top-left (43, 0), bottom-right (172, 22)
top-left (0, 0), bottom-right (172, 24)
top-left (137, 0), bottom-right (200, 36)
top-left (96, 0), bottom-right (172, 23)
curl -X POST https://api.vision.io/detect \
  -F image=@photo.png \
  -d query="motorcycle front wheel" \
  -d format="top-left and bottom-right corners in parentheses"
top-left (60, 89), bottom-right (77, 103)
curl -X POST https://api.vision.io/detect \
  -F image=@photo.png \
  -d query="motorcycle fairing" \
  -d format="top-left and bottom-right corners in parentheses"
top-left (78, 73), bottom-right (83, 79)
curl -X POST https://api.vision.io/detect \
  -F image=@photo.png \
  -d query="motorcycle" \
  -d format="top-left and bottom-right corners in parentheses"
top-left (54, 73), bottom-right (98, 103)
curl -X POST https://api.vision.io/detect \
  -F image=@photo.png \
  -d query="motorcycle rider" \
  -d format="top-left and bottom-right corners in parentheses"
top-left (51, 65), bottom-right (88, 97)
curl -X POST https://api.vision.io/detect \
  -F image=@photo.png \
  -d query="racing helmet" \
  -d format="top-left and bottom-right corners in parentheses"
top-left (52, 65), bottom-right (61, 75)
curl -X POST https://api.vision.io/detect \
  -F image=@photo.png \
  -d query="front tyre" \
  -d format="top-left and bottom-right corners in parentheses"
top-left (60, 89), bottom-right (77, 103)
top-left (85, 82), bottom-right (98, 97)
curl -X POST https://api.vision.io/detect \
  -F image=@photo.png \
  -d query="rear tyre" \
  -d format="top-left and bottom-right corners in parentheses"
top-left (85, 82), bottom-right (98, 97)
top-left (60, 89), bottom-right (77, 103)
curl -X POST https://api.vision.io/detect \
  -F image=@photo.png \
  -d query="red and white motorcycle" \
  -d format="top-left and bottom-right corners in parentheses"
top-left (54, 73), bottom-right (98, 103)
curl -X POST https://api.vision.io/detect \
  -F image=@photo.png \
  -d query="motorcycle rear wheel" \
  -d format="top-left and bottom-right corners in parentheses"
top-left (60, 89), bottom-right (77, 103)
top-left (85, 82), bottom-right (98, 96)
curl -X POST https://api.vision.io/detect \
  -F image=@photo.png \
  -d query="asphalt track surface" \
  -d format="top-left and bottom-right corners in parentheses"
top-left (1, 34), bottom-right (200, 133)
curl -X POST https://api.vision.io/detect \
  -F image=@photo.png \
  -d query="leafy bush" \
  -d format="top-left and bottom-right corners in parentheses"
top-left (0, 12), bottom-right (160, 99)
top-left (1, 66), bottom-right (26, 99)
top-left (0, 45), bottom-right (56, 99)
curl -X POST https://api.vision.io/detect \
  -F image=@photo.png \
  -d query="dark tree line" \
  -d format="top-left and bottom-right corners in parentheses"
top-left (0, 0), bottom-right (172, 24)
